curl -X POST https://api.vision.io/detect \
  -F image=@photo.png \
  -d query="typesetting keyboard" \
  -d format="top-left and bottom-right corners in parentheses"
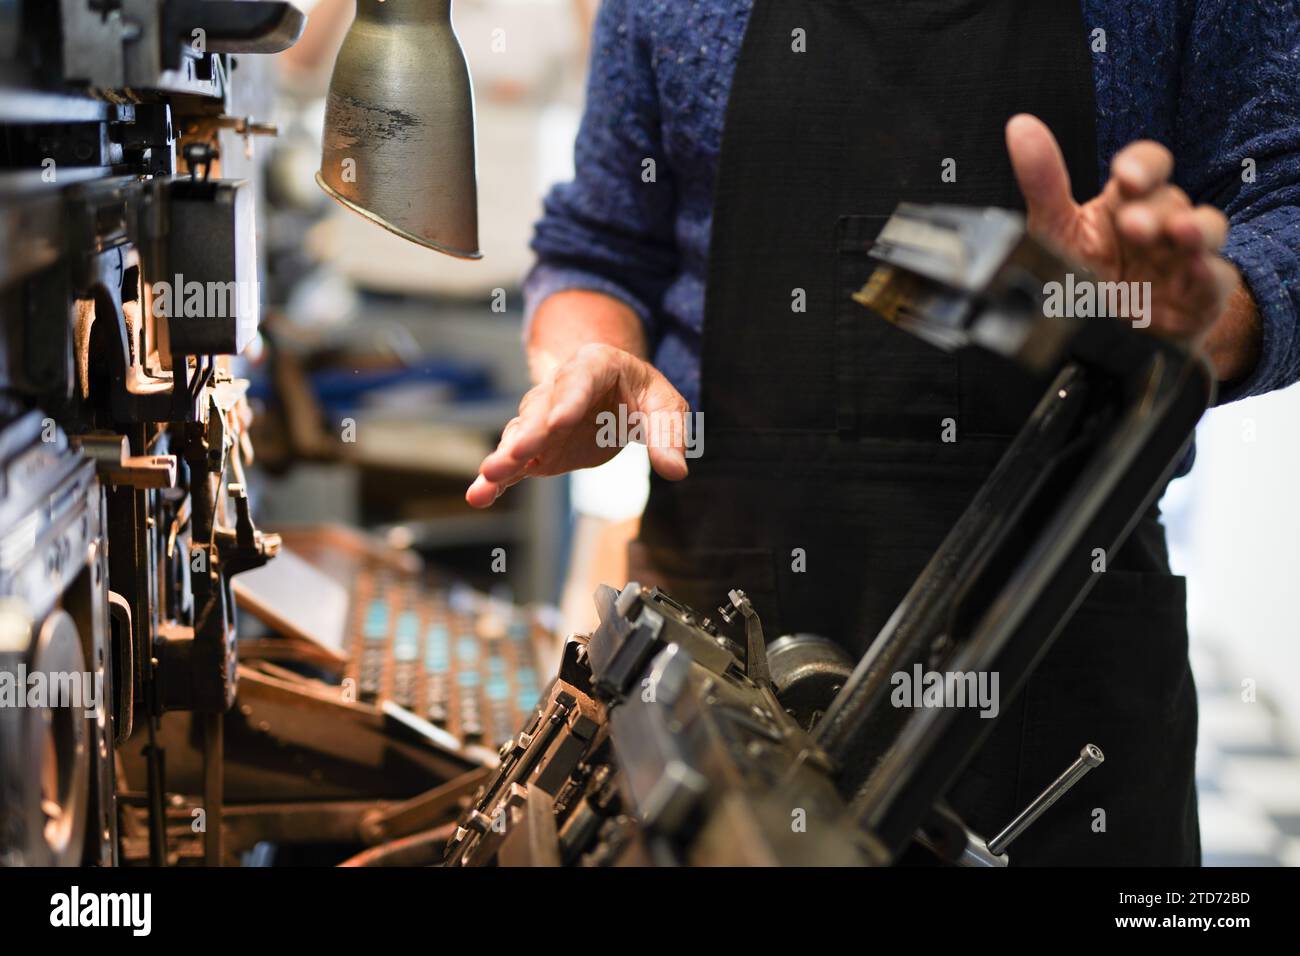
top-left (348, 571), bottom-right (549, 747)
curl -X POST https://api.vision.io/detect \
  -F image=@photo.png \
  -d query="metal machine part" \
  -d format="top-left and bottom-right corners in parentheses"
top-left (854, 202), bottom-right (1084, 371)
top-left (0, 607), bottom-right (90, 867)
top-left (987, 744), bottom-right (1104, 856)
top-left (442, 583), bottom-right (1104, 867)
top-left (163, 177), bottom-right (261, 355)
top-left (0, 412), bottom-right (113, 866)
top-left (446, 584), bottom-right (886, 867)
top-left (51, 0), bottom-right (303, 93)
top-left (915, 744), bottom-right (1105, 867)
top-left (1, 0), bottom-right (304, 867)
top-left (766, 633), bottom-right (854, 729)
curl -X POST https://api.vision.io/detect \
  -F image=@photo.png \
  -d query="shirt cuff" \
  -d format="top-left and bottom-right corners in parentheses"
top-left (522, 264), bottom-right (657, 344)
top-left (1216, 222), bottom-right (1299, 405)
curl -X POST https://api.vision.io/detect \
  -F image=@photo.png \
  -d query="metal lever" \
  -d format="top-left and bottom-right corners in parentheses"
top-left (718, 589), bottom-right (770, 686)
top-left (987, 744), bottom-right (1104, 856)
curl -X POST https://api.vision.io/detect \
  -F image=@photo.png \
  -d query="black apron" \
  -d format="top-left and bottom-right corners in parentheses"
top-left (630, 0), bottom-right (1200, 865)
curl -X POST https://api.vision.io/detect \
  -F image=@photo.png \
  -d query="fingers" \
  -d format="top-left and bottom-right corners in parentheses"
top-left (466, 473), bottom-right (508, 508)
top-left (479, 390), bottom-right (550, 481)
top-left (1115, 179), bottom-right (1228, 261)
top-left (530, 341), bottom-right (691, 481)
top-left (1111, 140), bottom-right (1174, 198)
top-left (1006, 113), bottom-right (1077, 234)
top-left (1167, 204), bottom-right (1229, 253)
top-left (478, 351), bottom-right (612, 499)
top-left (640, 378), bottom-right (691, 482)
top-left (466, 473), bottom-right (497, 507)
top-left (1116, 184), bottom-right (1191, 245)
top-left (468, 386), bottom-right (552, 508)
top-left (1111, 182), bottom-right (1234, 341)
top-left (469, 420), bottom-right (536, 506)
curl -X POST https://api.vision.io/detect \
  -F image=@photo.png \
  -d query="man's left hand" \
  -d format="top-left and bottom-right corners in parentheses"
top-left (1006, 113), bottom-right (1245, 353)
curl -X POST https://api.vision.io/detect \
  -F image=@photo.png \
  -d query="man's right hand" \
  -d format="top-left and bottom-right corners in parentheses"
top-left (466, 342), bottom-right (690, 508)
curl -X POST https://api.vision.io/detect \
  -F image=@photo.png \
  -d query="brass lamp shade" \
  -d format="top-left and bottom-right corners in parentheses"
top-left (317, 0), bottom-right (481, 259)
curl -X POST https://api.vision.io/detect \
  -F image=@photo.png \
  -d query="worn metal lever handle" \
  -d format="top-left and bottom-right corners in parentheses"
top-left (987, 744), bottom-right (1104, 856)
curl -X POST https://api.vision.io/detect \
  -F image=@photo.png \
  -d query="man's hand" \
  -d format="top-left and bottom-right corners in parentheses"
top-left (466, 342), bottom-right (689, 508)
top-left (1005, 114), bottom-right (1255, 375)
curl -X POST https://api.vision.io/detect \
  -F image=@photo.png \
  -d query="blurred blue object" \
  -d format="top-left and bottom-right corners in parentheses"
top-left (248, 360), bottom-right (494, 417)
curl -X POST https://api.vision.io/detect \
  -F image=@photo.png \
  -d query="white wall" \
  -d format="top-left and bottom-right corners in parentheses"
top-left (1165, 381), bottom-right (1300, 735)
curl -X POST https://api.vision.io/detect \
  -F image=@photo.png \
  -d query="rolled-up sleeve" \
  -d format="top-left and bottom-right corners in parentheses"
top-left (524, 0), bottom-right (679, 341)
top-left (1176, 0), bottom-right (1300, 403)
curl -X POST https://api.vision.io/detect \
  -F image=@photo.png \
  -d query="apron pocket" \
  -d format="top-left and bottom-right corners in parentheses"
top-left (835, 215), bottom-right (960, 439)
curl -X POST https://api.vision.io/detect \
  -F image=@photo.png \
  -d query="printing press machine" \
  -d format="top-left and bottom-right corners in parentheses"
top-left (0, 2), bottom-right (1214, 868)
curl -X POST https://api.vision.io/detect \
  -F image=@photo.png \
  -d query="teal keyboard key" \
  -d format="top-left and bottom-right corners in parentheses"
top-left (457, 670), bottom-right (480, 688)
top-left (457, 636), bottom-right (479, 664)
top-left (425, 624), bottom-right (450, 673)
top-left (393, 611), bottom-right (420, 662)
top-left (363, 599), bottom-right (389, 642)
top-left (396, 610), bottom-right (419, 639)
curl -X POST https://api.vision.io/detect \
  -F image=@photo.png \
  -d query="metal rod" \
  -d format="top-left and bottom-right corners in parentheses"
top-left (203, 713), bottom-right (223, 866)
top-left (145, 718), bottom-right (167, 867)
top-left (987, 744), bottom-right (1103, 856)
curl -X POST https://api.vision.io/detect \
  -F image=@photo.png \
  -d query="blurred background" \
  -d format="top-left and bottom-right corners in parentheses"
top-left (1167, 392), bottom-right (1300, 865)
top-left (242, 0), bottom-right (1298, 865)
